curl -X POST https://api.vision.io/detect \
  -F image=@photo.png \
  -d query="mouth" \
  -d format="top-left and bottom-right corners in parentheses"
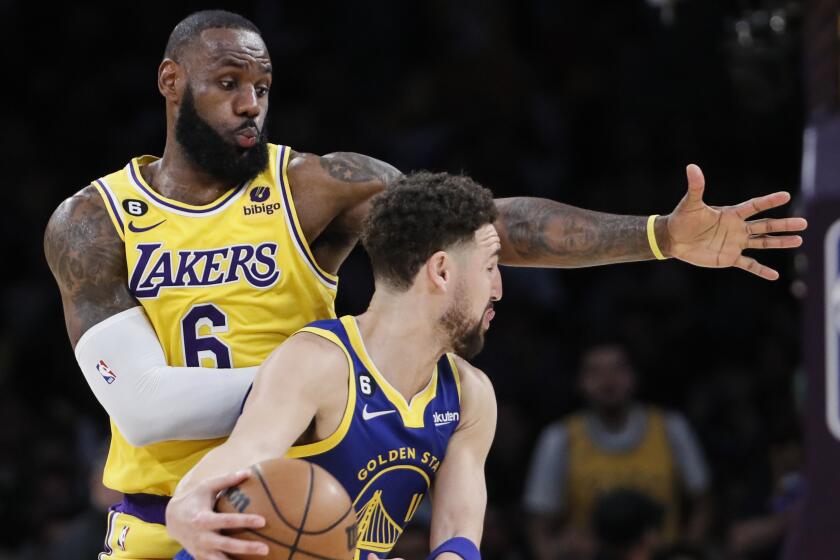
top-left (483, 306), bottom-right (495, 327)
top-left (234, 126), bottom-right (258, 148)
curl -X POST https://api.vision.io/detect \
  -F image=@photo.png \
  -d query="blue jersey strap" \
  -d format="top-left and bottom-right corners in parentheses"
top-left (427, 537), bottom-right (481, 560)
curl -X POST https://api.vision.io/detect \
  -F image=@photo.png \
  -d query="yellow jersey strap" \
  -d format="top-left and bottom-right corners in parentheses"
top-left (92, 178), bottom-right (127, 241)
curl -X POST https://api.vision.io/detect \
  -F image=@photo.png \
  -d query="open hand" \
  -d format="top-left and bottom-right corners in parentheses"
top-left (662, 164), bottom-right (807, 280)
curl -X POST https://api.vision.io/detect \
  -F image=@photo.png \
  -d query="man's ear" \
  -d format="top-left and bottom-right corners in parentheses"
top-left (158, 58), bottom-right (184, 103)
top-left (425, 250), bottom-right (451, 292)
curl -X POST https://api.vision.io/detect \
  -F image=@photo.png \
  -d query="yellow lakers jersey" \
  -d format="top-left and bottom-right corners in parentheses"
top-left (92, 143), bottom-right (337, 496)
top-left (566, 407), bottom-right (680, 540)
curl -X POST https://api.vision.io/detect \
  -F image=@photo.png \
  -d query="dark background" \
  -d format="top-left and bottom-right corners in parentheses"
top-left (0, 1), bottom-right (806, 558)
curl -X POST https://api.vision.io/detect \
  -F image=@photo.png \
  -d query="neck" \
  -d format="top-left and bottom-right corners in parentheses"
top-left (355, 289), bottom-right (448, 402)
top-left (594, 404), bottom-right (632, 431)
top-left (139, 136), bottom-right (237, 205)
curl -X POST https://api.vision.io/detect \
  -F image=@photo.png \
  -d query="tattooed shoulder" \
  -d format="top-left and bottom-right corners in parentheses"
top-left (319, 152), bottom-right (402, 184)
top-left (44, 186), bottom-right (136, 345)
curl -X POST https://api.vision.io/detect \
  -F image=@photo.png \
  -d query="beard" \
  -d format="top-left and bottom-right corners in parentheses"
top-left (439, 287), bottom-right (492, 360)
top-left (175, 85), bottom-right (269, 186)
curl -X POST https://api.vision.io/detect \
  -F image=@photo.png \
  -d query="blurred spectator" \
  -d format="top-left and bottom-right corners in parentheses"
top-left (592, 489), bottom-right (665, 560)
top-left (727, 431), bottom-right (804, 560)
top-left (523, 342), bottom-right (711, 560)
top-left (19, 444), bottom-right (120, 560)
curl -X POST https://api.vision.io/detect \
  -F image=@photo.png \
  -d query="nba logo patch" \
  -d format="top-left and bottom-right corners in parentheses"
top-left (250, 185), bottom-right (270, 203)
top-left (96, 360), bottom-right (117, 384)
top-left (117, 525), bottom-right (129, 551)
top-left (826, 219), bottom-right (840, 440)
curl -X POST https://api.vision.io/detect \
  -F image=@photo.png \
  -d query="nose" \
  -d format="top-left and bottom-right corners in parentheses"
top-left (234, 85), bottom-right (260, 119)
top-left (491, 267), bottom-right (503, 302)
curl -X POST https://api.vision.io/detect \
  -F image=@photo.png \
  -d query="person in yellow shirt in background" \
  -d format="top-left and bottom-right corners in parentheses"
top-left (524, 342), bottom-right (711, 560)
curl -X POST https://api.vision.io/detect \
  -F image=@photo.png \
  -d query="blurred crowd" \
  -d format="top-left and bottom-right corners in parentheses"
top-left (0, 1), bottom-right (804, 559)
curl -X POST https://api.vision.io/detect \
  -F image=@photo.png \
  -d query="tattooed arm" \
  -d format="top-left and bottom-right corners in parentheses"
top-left (292, 156), bottom-right (807, 280)
top-left (496, 165), bottom-right (807, 279)
top-left (44, 188), bottom-right (259, 445)
top-left (286, 151), bottom-right (402, 274)
top-left (494, 198), bottom-right (661, 267)
top-left (44, 186), bottom-right (137, 346)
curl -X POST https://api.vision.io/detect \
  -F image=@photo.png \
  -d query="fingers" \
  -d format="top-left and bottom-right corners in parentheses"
top-left (733, 192), bottom-right (791, 220)
top-left (735, 255), bottom-right (779, 281)
top-left (204, 470), bottom-right (252, 494)
top-left (208, 533), bottom-right (269, 556)
top-left (194, 510), bottom-right (265, 531)
top-left (746, 235), bottom-right (803, 250)
top-left (746, 217), bottom-right (808, 235)
top-left (684, 164), bottom-right (705, 204)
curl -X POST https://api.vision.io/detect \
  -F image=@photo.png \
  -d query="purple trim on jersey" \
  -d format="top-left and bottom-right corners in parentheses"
top-left (127, 160), bottom-right (245, 214)
top-left (100, 509), bottom-right (116, 558)
top-left (276, 145), bottom-right (338, 288)
top-left (112, 493), bottom-right (170, 525)
top-left (96, 179), bottom-right (125, 234)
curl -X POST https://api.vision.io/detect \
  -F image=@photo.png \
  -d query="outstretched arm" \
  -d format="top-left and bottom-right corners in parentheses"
top-left (494, 165), bottom-right (807, 279)
top-left (294, 154), bottom-right (806, 279)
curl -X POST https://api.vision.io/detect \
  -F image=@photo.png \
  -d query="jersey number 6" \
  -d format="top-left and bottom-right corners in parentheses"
top-left (181, 303), bottom-right (233, 368)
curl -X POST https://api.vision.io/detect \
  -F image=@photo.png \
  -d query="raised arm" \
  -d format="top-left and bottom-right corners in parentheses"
top-left (494, 165), bottom-right (807, 278)
top-left (44, 187), bottom-right (259, 445)
top-left (290, 155), bottom-right (806, 279)
top-left (427, 357), bottom-right (497, 560)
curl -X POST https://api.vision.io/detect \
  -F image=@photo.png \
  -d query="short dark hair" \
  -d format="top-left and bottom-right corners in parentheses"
top-left (164, 10), bottom-right (262, 62)
top-left (362, 172), bottom-right (497, 291)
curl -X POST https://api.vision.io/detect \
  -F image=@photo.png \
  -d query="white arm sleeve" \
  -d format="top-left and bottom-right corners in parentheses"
top-left (74, 306), bottom-right (258, 447)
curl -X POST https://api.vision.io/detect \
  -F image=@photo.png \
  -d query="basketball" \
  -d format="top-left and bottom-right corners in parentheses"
top-left (215, 458), bottom-right (358, 560)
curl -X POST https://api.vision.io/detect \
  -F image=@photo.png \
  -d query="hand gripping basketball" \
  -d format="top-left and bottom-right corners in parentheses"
top-left (167, 469), bottom-right (270, 560)
top-left (214, 458), bottom-right (358, 560)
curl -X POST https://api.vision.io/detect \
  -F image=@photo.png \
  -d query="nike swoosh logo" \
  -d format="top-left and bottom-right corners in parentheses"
top-left (362, 404), bottom-right (396, 421)
top-left (127, 219), bottom-right (166, 233)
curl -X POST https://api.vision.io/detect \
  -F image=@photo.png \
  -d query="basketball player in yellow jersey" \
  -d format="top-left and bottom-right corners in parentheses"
top-left (42, 9), bottom-right (806, 560)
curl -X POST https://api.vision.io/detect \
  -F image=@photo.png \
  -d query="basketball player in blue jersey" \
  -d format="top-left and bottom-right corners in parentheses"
top-left (43, 9), bottom-right (807, 559)
top-left (167, 172), bottom-right (502, 560)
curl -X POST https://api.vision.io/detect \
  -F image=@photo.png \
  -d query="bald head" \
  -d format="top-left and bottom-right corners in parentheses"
top-left (164, 10), bottom-right (262, 63)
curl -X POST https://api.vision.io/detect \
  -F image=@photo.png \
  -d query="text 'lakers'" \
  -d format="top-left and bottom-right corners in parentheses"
top-left (128, 242), bottom-right (281, 298)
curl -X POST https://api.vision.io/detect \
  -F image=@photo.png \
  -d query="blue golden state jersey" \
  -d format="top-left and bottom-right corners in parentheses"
top-left (286, 316), bottom-right (463, 560)
top-left (91, 143), bottom-right (338, 497)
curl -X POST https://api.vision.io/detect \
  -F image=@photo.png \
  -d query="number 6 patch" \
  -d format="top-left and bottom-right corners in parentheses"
top-left (123, 199), bottom-right (149, 216)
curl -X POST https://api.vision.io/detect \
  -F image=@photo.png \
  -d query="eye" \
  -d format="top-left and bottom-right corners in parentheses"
top-left (219, 79), bottom-right (236, 90)
top-left (256, 85), bottom-right (270, 97)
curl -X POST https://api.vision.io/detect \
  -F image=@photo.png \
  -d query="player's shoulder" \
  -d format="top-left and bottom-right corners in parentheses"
top-left (285, 149), bottom-right (334, 185)
top-left (448, 354), bottom-right (496, 412)
top-left (264, 329), bottom-right (351, 383)
top-left (449, 354), bottom-right (492, 391)
top-left (47, 184), bottom-right (106, 228)
top-left (44, 184), bottom-right (122, 264)
top-left (286, 149), bottom-right (399, 188)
